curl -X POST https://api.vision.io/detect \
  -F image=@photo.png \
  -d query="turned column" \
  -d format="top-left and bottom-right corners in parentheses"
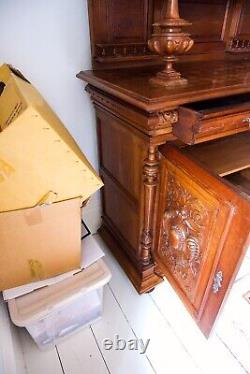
top-left (140, 145), bottom-right (160, 267)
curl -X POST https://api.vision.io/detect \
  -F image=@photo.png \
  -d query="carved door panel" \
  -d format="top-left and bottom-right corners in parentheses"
top-left (156, 144), bottom-right (250, 337)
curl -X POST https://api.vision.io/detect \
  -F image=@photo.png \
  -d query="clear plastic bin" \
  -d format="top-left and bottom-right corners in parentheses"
top-left (8, 259), bottom-right (111, 350)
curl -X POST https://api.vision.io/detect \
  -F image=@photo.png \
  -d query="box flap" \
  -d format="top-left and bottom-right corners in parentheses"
top-left (0, 197), bottom-right (82, 291)
top-left (3, 235), bottom-right (105, 300)
top-left (12, 74), bottom-right (99, 174)
top-left (0, 64), bottom-right (103, 212)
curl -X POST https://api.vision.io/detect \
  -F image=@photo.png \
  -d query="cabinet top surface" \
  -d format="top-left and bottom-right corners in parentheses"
top-left (78, 57), bottom-right (250, 112)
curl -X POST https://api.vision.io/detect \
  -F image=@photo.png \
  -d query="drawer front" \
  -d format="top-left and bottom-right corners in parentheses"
top-left (174, 106), bottom-right (250, 144)
top-left (156, 144), bottom-right (250, 337)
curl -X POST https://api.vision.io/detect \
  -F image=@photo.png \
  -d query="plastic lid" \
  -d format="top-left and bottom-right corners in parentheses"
top-left (8, 259), bottom-right (111, 327)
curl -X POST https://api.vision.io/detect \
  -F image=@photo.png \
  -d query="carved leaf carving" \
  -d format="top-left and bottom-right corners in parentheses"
top-left (160, 174), bottom-right (209, 292)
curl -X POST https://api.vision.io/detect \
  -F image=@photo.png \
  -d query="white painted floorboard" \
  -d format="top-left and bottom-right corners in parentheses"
top-left (216, 275), bottom-right (250, 372)
top-left (91, 286), bottom-right (155, 374)
top-left (151, 282), bottom-right (248, 374)
top-left (99, 238), bottom-right (202, 374)
top-left (17, 328), bottom-right (63, 374)
top-left (11, 235), bottom-right (250, 374)
top-left (0, 302), bottom-right (25, 374)
top-left (57, 326), bottom-right (109, 374)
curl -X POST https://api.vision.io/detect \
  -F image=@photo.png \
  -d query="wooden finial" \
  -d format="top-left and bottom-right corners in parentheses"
top-left (148, 0), bottom-right (194, 87)
top-left (166, 0), bottom-right (180, 19)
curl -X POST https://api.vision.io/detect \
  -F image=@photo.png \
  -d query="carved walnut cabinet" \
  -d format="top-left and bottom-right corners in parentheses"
top-left (78, 0), bottom-right (250, 336)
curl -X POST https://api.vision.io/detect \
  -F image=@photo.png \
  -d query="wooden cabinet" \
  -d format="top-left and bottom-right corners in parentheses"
top-left (78, 0), bottom-right (250, 337)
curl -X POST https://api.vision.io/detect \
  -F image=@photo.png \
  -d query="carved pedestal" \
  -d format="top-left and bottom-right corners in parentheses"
top-left (148, 0), bottom-right (194, 86)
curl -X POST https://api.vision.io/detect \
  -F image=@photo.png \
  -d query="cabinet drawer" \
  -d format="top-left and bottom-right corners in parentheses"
top-left (174, 94), bottom-right (250, 144)
top-left (157, 132), bottom-right (250, 336)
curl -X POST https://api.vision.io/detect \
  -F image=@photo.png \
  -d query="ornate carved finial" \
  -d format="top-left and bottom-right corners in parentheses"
top-left (148, 0), bottom-right (194, 87)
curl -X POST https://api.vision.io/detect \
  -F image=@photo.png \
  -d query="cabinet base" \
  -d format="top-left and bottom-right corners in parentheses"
top-left (98, 224), bottom-right (162, 294)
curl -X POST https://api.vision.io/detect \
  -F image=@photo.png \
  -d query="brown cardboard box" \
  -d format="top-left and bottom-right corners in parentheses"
top-left (0, 197), bottom-right (82, 291)
top-left (0, 64), bottom-right (103, 212)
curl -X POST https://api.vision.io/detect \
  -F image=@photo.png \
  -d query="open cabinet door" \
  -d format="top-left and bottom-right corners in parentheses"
top-left (156, 144), bottom-right (250, 337)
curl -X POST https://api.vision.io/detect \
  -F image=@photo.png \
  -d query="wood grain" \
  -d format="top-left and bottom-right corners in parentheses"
top-left (78, 59), bottom-right (250, 112)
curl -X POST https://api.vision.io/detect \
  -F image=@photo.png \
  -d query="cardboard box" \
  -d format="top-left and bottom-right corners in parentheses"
top-left (0, 197), bottom-right (82, 291)
top-left (0, 64), bottom-right (103, 212)
top-left (3, 235), bottom-right (105, 300)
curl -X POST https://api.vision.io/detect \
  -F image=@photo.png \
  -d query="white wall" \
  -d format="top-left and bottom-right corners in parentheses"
top-left (0, 296), bottom-right (26, 374)
top-left (0, 0), bottom-right (101, 231)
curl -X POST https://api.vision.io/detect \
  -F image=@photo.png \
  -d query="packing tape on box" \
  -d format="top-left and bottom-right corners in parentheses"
top-left (23, 191), bottom-right (58, 226)
top-left (23, 207), bottom-right (43, 226)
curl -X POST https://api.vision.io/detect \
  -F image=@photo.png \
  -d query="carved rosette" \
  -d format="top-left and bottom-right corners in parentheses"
top-left (140, 146), bottom-right (160, 267)
top-left (160, 174), bottom-right (208, 292)
top-left (148, 0), bottom-right (194, 86)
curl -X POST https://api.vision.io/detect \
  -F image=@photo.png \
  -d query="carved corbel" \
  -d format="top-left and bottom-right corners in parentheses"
top-left (157, 110), bottom-right (178, 125)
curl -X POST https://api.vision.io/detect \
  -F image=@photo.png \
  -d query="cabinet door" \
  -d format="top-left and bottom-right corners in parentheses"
top-left (156, 144), bottom-right (250, 337)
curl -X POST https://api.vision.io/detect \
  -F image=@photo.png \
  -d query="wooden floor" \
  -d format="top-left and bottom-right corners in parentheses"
top-left (15, 235), bottom-right (250, 374)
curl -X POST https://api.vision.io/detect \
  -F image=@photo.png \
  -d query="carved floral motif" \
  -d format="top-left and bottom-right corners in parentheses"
top-left (157, 111), bottom-right (178, 125)
top-left (161, 174), bottom-right (208, 291)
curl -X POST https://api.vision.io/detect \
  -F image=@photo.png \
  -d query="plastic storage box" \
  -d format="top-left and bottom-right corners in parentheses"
top-left (8, 259), bottom-right (111, 350)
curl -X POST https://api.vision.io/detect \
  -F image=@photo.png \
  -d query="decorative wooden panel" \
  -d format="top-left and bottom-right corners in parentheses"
top-left (160, 173), bottom-right (210, 301)
top-left (88, 0), bottom-right (250, 68)
top-left (95, 106), bottom-right (151, 267)
top-left (180, 0), bottom-right (229, 42)
top-left (235, 0), bottom-right (250, 37)
top-left (96, 109), bottom-right (147, 201)
top-left (88, 0), bottom-right (155, 68)
top-left (157, 158), bottom-right (225, 309)
top-left (156, 144), bottom-right (250, 336)
top-left (108, 0), bottom-right (148, 43)
top-left (154, 0), bottom-right (229, 40)
top-left (154, 0), bottom-right (231, 55)
top-left (226, 0), bottom-right (250, 52)
top-left (102, 172), bottom-right (140, 253)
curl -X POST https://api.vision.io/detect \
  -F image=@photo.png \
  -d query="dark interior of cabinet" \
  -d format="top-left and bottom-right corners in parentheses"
top-left (180, 93), bottom-right (250, 115)
top-left (184, 132), bottom-right (250, 196)
top-left (225, 169), bottom-right (250, 196)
